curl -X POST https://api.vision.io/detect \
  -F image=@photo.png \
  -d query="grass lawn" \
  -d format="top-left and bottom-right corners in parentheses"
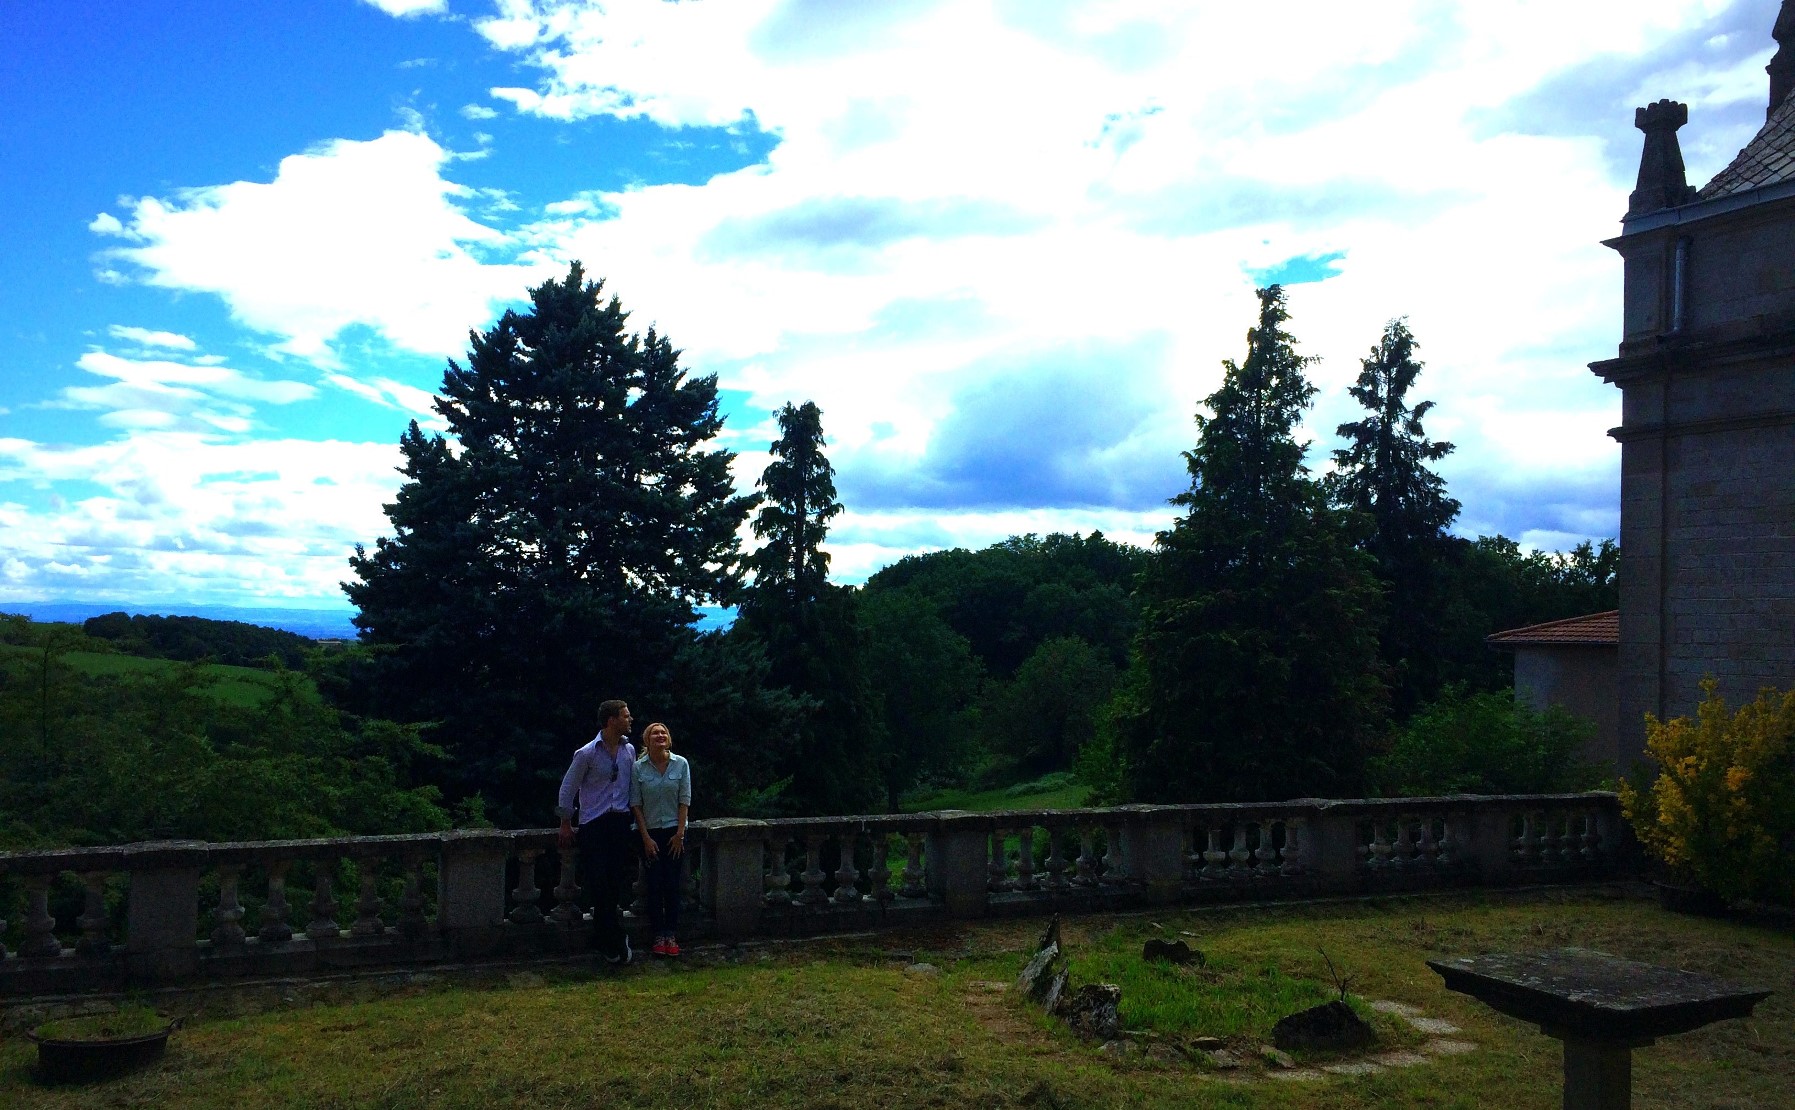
top-left (2, 888), bottom-right (1786, 1109)
top-left (0, 645), bottom-right (308, 708)
top-left (903, 775), bottom-right (1092, 813)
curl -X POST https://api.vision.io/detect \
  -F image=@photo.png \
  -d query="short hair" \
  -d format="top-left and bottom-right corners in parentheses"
top-left (597, 699), bottom-right (629, 728)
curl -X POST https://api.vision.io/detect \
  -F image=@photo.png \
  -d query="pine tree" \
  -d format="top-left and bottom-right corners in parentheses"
top-left (345, 263), bottom-right (756, 821)
top-left (736, 402), bottom-right (885, 814)
top-left (1328, 319), bottom-right (1460, 718)
top-left (1117, 286), bottom-right (1386, 803)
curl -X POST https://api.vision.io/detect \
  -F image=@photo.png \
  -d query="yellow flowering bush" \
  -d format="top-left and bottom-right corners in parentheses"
top-left (1619, 679), bottom-right (1795, 906)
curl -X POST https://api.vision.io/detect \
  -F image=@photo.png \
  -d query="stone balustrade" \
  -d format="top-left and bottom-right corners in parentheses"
top-left (0, 792), bottom-right (1630, 996)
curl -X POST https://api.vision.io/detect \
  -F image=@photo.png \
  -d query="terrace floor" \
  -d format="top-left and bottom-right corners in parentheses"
top-left (2, 886), bottom-right (1787, 1109)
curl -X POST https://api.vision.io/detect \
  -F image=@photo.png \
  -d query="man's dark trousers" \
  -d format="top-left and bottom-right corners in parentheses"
top-left (575, 810), bottom-right (636, 957)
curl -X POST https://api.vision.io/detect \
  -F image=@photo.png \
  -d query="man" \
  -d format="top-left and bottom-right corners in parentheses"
top-left (557, 699), bottom-right (637, 963)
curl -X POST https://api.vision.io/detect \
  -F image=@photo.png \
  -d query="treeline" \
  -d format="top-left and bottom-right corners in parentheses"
top-left (331, 265), bottom-right (1613, 826)
top-left (81, 610), bottom-right (314, 669)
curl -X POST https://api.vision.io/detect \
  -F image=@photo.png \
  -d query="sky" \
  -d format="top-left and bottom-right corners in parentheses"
top-left (0, 0), bottom-right (1784, 616)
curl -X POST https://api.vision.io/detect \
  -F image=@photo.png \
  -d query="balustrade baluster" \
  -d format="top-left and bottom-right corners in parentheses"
top-left (1436, 815), bottom-right (1457, 869)
top-left (212, 863), bottom-right (248, 948)
top-left (352, 861), bottom-right (386, 936)
top-left (1073, 828), bottom-right (1098, 887)
top-left (509, 849), bottom-right (544, 926)
top-left (834, 832), bottom-right (863, 904)
top-left (1101, 823), bottom-right (1124, 884)
top-left (1016, 827), bottom-right (1037, 891)
top-left (1043, 828), bottom-right (1069, 890)
top-left (1513, 812), bottom-right (1538, 863)
top-left (684, 840), bottom-right (704, 913)
top-left (869, 834), bottom-right (893, 903)
top-left (988, 828), bottom-right (1012, 893)
top-left (1540, 812), bottom-right (1564, 864)
top-left (21, 876), bottom-right (60, 958)
top-left (1228, 824), bottom-right (1252, 879)
top-left (900, 834), bottom-right (927, 899)
top-left (1581, 811), bottom-right (1601, 862)
top-left (260, 861), bottom-right (294, 943)
top-left (398, 857), bottom-right (428, 939)
top-left (764, 838), bottom-right (793, 905)
top-left (1253, 823), bottom-right (1279, 877)
top-left (1280, 817), bottom-right (1305, 877)
top-left (1418, 817), bottom-right (1440, 868)
top-left (1391, 818), bottom-right (1415, 869)
top-left (1551, 812), bottom-right (1572, 864)
top-left (1203, 826), bottom-right (1228, 880)
top-left (798, 834), bottom-right (828, 906)
top-left (307, 860), bottom-right (342, 940)
top-left (75, 872), bottom-right (110, 955)
top-left (551, 847), bottom-right (583, 925)
top-left (1368, 820), bottom-right (1393, 870)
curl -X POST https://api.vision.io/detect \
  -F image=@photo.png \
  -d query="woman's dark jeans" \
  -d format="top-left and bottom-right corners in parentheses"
top-left (644, 826), bottom-right (683, 936)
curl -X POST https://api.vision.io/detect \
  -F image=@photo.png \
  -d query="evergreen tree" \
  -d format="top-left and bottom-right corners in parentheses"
top-left (1327, 319), bottom-right (1460, 718)
top-left (345, 263), bottom-right (755, 822)
top-left (1117, 286), bottom-right (1386, 803)
top-left (736, 402), bottom-right (885, 814)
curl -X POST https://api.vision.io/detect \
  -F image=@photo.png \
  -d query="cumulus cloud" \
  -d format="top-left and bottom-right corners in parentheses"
top-left (47, 350), bottom-right (317, 436)
top-left (361, 0), bottom-right (448, 17)
top-left (0, 433), bottom-right (402, 606)
top-left (107, 325), bottom-right (198, 350)
top-left (92, 129), bottom-right (550, 366)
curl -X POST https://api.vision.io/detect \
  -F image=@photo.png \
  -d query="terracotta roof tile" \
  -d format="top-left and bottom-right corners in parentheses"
top-left (1699, 93), bottom-right (1795, 198)
top-left (1486, 610), bottom-right (1619, 646)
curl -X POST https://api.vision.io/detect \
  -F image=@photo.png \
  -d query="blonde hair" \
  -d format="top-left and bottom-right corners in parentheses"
top-left (643, 721), bottom-right (672, 747)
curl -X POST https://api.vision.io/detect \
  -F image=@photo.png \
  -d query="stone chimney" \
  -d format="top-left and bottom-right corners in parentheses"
top-left (1769, 1), bottom-right (1795, 118)
top-left (1627, 100), bottom-right (1699, 217)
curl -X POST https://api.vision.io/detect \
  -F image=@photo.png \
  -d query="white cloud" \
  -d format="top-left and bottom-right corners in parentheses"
top-left (108, 325), bottom-right (197, 350)
top-left (92, 129), bottom-right (551, 367)
top-left (361, 0), bottom-right (448, 17)
top-left (48, 349), bottom-right (317, 436)
top-left (0, 433), bottom-right (403, 606)
top-left (460, 103), bottom-right (500, 120)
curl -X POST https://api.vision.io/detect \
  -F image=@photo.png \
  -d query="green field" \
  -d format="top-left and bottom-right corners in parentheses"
top-left (904, 773), bottom-right (1093, 813)
top-left (0, 644), bottom-right (312, 708)
top-left (2, 888), bottom-right (1785, 1109)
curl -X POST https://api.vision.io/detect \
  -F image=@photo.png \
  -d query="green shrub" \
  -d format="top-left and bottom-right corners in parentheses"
top-left (1368, 686), bottom-right (1605, 796)
top-left (1619, 679), bottom-right (1795, 907)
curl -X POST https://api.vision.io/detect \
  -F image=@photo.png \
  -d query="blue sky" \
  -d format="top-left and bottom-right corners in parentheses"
top-left (0, 0), bottom-right (1784, 613)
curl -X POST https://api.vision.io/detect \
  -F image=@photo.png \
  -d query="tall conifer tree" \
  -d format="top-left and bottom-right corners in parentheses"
top-left (1328, 319), bottom-right (1461, 718)
top-left (1117, 286), bottom-right (1386, 802)
top-left (345, 263), bottom-right (755, 821)
top-left (736, 402), bottom-right (885, 814)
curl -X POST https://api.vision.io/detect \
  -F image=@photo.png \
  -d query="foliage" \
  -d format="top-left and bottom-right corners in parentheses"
top-left (858, 589), bottom-right (983, 805)
top-left (344, 263), bottom-right (757, 823)
top-left (862, 532), bottom-right (1146, 677)
top-left (977, 635), bottom-right (1117, 777)
top-left (35, 1006), bottom-right (169, 1041)
top-left (1367, 687), bottom-right (1606, 796)
top-left (1436, 536), bottom-right (1620, 694)
top-left (81, 611), bottom-right (313, 669)
top-left (0, 635), bottom-right (448, 849)
top-left (734, 401), bottom-right (885, 815)
top-left (1620, 679), bottom-right (1795, 906)
top-left (1119, 286), bottom-right (1387, 803)
top-left (1327, 319), bottom-right (1460, 718)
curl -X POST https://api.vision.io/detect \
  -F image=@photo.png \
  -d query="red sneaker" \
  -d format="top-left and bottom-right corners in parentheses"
top-left (651, 938), bottom-right (670, 956)
top-left (663, 939), bottom-right (681, 957)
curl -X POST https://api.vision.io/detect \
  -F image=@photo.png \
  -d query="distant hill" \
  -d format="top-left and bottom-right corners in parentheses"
top-left (0, 602), bottom-right (359, 641)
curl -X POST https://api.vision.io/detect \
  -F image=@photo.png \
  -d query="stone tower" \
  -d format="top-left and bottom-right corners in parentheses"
top-left (1591, 2), bottom-right (1795, 766)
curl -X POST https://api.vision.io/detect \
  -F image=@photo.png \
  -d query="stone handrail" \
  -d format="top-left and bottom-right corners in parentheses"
top-left (0, 792), bottom-right (1631, 996)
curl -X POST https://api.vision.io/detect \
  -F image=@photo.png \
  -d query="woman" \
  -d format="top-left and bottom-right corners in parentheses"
top-left (630, 721), bottom-right (692, 957)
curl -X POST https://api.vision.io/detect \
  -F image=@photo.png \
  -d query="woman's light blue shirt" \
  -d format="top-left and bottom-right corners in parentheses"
top-left (630, 753), bottom-right (692, 830)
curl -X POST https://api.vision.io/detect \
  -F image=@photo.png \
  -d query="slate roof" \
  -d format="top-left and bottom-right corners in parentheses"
top-left (1698, 91), bottom-right (1795, 199)
top-left (1485, 610), bottom-right (1619, 647)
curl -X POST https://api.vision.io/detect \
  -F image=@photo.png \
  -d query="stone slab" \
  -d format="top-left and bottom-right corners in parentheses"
top-left (1429, 948), bottom-right (1770, 1043)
